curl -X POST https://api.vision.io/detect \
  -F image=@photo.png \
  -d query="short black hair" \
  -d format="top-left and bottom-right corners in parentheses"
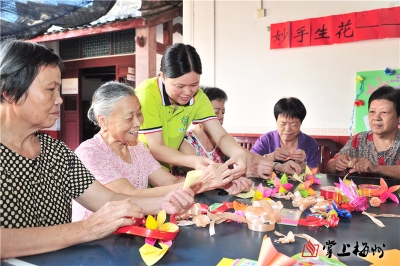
top-left (200, 86), bottom-right (228, 102)
top-left (368, 85), bottom-right (400, 117)
top-left (160, 43), bottom-right (202, 78)
top-left (274, 97), bottom-right (307, 122)
top-left (0, 40), bottom-right (64, 104)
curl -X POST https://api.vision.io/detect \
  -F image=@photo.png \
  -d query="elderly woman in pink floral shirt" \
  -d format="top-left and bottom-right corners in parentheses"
top-left (73, 81), bottom-right (250, 221)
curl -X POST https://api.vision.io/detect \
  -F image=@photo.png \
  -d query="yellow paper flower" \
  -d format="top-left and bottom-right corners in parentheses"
top-left (145, 210), bottom-right (179, 232)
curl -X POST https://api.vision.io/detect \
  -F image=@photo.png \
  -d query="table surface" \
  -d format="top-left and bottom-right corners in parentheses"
top-left (7, 175), bottom-right (400, 266)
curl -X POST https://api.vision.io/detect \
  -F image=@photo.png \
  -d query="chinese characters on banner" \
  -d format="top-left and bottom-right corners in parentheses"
top-left (270, 6), bottom-right (400, 49)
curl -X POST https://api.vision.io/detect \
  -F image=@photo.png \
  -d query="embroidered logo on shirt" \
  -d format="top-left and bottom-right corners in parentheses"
top-left (181, 115), bottom-right (189, 126)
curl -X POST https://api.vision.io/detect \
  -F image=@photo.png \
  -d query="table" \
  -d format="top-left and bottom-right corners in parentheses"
top-left (7, 175), bottom-right (400, 266)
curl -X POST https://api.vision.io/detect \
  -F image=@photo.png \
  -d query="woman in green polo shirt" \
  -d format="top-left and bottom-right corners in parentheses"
top-left (135, 43), bottom-right (248, 179)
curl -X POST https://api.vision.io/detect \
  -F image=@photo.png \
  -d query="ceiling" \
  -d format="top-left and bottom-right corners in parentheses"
top-left (0, 0), bottom-right (117, 41)
top-left (0, 0), bottom-right (182, 41)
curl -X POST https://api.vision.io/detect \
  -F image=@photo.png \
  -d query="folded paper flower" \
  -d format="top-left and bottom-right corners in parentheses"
top-left (335, 178), bottom-right (368, 211)
top-left (371, 178), bottom-right (400, 204)
top-left (354, 100), bottom-right (364, 107)
top-left (293, 166), bottom-right (322, 197)
top-left (115, 210), bottom-right (179, 266)
top-left (115, 211), bottom-right (179, 241)
top-left (384, 67), bottom-right (395, 75)
top-left (272, 174), bottom-right (294, 195)
top-left (356, 75), bottom-right (364, 83)
top-left (252, 183), bottom-right (277, 202)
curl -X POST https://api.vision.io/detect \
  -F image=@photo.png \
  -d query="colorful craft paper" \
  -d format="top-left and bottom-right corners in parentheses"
top-left (272, 174), bottom-right (294, 194)
top-left (358, 249), bottom-right (400, 265)
top-left (257, 235), bottom-right (297, 266)
top-left (236, 189), bottom-right (255, 199)
top-left (139, 243), bottom-right (169, 266)
top-left (183, 170), bottom-right (202, 189)
top-left (216, 258), bottom-right (236, 266)
top-left (372, 178), bottom-right (400, 203)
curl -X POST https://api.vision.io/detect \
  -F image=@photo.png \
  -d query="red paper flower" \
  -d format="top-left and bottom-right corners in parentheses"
top-left (372, 178), bottom-right (400, 203)
top-left (354, 100), bottom-right (364, 107)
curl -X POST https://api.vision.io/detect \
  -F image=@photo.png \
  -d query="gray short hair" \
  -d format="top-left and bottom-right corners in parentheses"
top-left (88, 81), bottom-right (135, 126)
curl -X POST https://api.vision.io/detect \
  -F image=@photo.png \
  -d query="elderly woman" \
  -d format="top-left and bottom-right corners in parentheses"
top-left (251, 97), bottom-right (319, 174)
top-left (176, 87), bottom-right (298, 180)
top-left (0, 40), bottom-right (194, 259)
top-left (327, 85), bottom-right (400, 179)
top-left (73, 81), bottom-right (244, 221)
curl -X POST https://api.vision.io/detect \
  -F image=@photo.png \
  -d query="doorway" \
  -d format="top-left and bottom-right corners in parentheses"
top-left (80, 66), bottom-right (116, 142)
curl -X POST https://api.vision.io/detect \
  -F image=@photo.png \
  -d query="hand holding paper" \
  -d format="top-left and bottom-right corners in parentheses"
top-left (188, 163), bottom-right (234, 194)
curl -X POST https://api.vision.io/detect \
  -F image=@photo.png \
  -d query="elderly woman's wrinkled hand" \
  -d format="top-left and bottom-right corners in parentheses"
top-left (249, 156), bottom-right (274, 179)
top-left (191, 163), bottom-right (233, 194)
top-left (224, 153), bottom-right (247, 179)
top-left (278, 160), bottom-right (302, 175)
top-left (194, 156), bottom-right (216, 170)
top-left (82, 199), bottom-right (143, 239)
top-left (222, 177), bottom-right (252, 195)
top-left (161, 188), bottom-right (195, 214)
top-left (290, 149), bottom-right (306, 164)
top-left (273, 148), bottom-right (291, 161)
top-left (336, 154), bottom-right (352, 171)
top-left (350, 158), bottom-right (377, 174)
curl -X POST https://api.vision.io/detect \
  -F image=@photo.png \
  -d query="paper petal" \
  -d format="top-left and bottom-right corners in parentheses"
top-left (139, 243), bottom-right (169, 266)
top-left (236, 189), bottom-right (255, 199)
top-left (184, 170), bottom-right (203, 189)
top-left (292, 173), bottom-right (303, 183)
top-left (282, 183), bottom-right (294, 191)
top-left (145, 237), bottom-right (157, 246)
top-left (281, 174), bottom-right (288, 184)
top-left (388, 193), bottom-right (399, 203)
top-left (159, 222), bottom-right (179, 232)
top-left (313, 178), bottom-right (321, 185)
top-left (157, 210), bottom-right (166, 228)
top-left (380, 178), bottom-right (388, 191)
top-left (257, 235), bottom-right (297, 266)
top-left (146, 215), bottom-right (158, 230)
top-left (159, 240), bottom-right (173, 247)
top-left (305, 165), bottom-right (312, 175)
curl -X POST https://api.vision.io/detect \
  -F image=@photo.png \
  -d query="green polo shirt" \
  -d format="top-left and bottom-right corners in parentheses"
top-left (135, 77), bottom-right (217, 168)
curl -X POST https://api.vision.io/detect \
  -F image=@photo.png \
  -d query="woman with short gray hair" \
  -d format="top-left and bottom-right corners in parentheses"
top-left (73, 81), bottom-right (245, 222)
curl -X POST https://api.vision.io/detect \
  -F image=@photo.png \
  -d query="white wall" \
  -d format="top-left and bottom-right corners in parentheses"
top-left (183, 0), bottom-right (400, 136)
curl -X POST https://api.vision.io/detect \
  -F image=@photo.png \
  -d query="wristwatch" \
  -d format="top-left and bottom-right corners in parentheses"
top-left (273, 162), bottom-right (280, 171)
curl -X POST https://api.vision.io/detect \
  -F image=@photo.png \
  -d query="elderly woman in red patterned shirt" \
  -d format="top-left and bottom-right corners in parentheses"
top-left (327, 85), bottom-right (400, 179)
